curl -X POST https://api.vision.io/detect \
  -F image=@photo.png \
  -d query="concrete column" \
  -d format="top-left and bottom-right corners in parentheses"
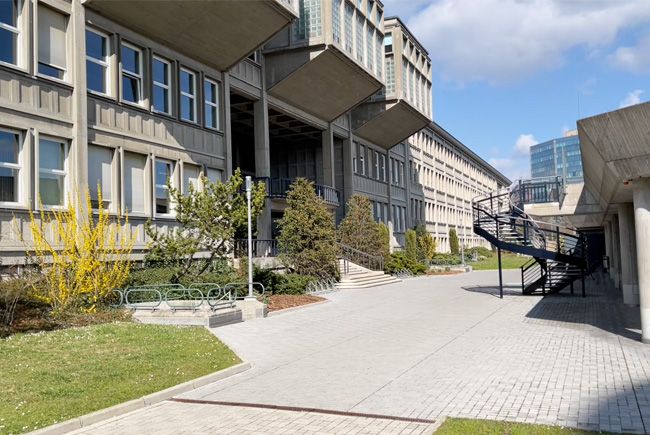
top-left (71, 0), bottom-right (88, 193)
top-left (619, 203), bottom-right (639, 306)
top-left (321, 124), bottom-right (335, 188)
top-left (223, 73), bottom-right (233, 177)
top-left (253, 98), bottom-right (272, 240)
top-left (341, 124), bottom-right (354, 207)
top-left (604, 220), bottom-right (612, 274)
top-left (633, 178), bottom-right (650, 343)
top-left (612, 214), bottom-right (622, 290)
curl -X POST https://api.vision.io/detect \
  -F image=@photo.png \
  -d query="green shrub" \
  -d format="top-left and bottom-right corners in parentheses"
top-left (466, 246), bottom-right (494, 259)
top-left (429, 253), bottom-right (462, 265)
top-left (125, 263), bottom-right (238, 288)
top-left (385, 251), bottom-right (426, 275)
top-left (252, 267), bottom-right (316, 295)
top-left (339, 195), bottom-right (388, 259)
top-left (0, 276), bottom-right (41, 327)
top-left (449, 228), bottom-right (460, 255)
top-left (405, 229), bottom-right (417, 261)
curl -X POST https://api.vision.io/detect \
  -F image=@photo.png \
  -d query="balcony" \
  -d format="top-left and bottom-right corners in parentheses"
top-left (83, 0), bottom-right (297, 71)
top-left (258, 177), bottom-right (340, 207)
top-left (351, 99), bottom-right (430, 149)
top-left (263, 0), bottom-right (384, 121)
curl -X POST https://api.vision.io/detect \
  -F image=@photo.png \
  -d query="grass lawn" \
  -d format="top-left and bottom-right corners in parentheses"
top-left (470, 254), bottom-right (531, 270)
top-left (0, 322), bottom-right (240, 434)
top-left (435, 418), bottom-right (620, 434)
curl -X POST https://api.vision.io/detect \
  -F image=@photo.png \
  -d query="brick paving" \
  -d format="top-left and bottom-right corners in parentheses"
top-left (73, 270), bottom-right (650, 434)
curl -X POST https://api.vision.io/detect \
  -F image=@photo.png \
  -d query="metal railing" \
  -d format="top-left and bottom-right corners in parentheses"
top-left (511, 176), bottom-right (565, 208)
top-left (254, 177), bottom-right (341, 207)
top-left (233, 239), bottom-right (279, 258)
top-left (338, 243), bottom-right (384, 271)
top-left (306, 278), bottom-right (338, 294)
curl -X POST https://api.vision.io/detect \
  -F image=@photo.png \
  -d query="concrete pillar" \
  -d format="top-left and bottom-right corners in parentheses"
top-left (71, 0), bottom-right (88, 194)
top-left (253, 98), bottom-right (272, 240)
top-left (223, 73), bottom-right (233, 177)
top-left (618, 203), bottom-right (639, 305)
top-left (604, 220), bottom-right (612, 274)
top-left (341, 132), bottom-right (354, 207)
top-left (634, 179), bottom-right (650, 343)
top-left (612, 214), bottom-right (622, 290)
top-left (321, 124), bottom-right (335, 188)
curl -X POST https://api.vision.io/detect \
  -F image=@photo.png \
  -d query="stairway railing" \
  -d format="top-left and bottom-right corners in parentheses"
top-left (521, 257), bottom-right (546, 294)
top-left (338, 243), bottom-right (384, 271)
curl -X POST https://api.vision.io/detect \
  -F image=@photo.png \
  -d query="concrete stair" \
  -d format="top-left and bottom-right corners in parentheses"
top-left (337, 259), bottom-right (400, 289)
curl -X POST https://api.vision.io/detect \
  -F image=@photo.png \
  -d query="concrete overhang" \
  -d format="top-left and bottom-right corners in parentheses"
top-left (265, 45), bottom-right (383, 122)
top-left (524, 182), bottom-right (605, 228)
top-left (352, 99), bottom-right (430, 149)
top-left (578, 102), bottom-right (650, 213)
top-left (83, 0), bottom-right (296, 71)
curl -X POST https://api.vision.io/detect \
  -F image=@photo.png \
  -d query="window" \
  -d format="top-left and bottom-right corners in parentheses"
top-left (123, 152), bottom-right (146, 214)
top-left (367, 0), bottom-right (373, 17)
top-left (359, 144), bottom-right (366, 176)
top-left (366, 26), bottom-right (373, 70)
top-left (183, 164), bottom-right (200, 193)
top-left (379, 153), bottom-right (386, 182)
top-left (180, 68), bottom-right (197, 122)
top-left (152, 56), bottom-right (171, 114)
top-left (0, 0), bottom-right (21, 66)
top-left (385, 58), bottom-right (394, 94)
top-left (344, 3), bottom-right (353, 53)
top-left (204, 78), bottom-right (220, 130)
top-left (332, 0), bottom-right (341, 44)
top-left (155, 158), bottom-right (173, 214)
top-left (294, 0), bottom-right (322, 40)
top-left (0, 129), bottom-right (21, 203)
top-left (372, 150), bottom-right (379, 179)
top-left (88, 145), bottom-right (113, 209)
top-left (375, 33), bottom-right (382, 78)
top-left (38, 5), bottom-right (67, 80)
top-left (206, 167), bottom-right (222, 184)
top-left (121, 43), bottom-right (142, 104)
top-left (86, 29), bottom-right (109, 94)
top-left (355, 14), bottom-right (364, 63)
top-left (376, 6), bottom-right (382, 23)
top-left (39, 137), bottom-right (67, 206)
top-left (384, 33), bottom-right (392, 53)
top-left (357, 0), bottom-right (363, 9)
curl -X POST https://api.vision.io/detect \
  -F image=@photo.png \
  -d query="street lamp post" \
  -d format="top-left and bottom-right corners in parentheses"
top-left (245, 176), bottom-right (254, 299)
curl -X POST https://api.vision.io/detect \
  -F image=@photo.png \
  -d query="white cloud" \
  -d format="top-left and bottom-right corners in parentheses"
top-left (619, 89), bottom-right (645, 108)
top-left (490, 134), bottom-right (537, 181)
top-left (610, 33), bottom-right (650, 73)
top-left (405, 0), bottom-right (650, 85)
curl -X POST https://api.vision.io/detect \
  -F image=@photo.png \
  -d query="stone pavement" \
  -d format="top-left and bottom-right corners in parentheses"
top-left (72, 270), bottom-right (650, 434)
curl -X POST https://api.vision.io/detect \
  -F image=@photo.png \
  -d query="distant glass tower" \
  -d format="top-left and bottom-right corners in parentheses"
top-left (529, 130), bottom-right (583, 183)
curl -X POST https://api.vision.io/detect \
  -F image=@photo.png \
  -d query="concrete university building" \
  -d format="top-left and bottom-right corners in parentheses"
top-left (0, 0), bottom-right (508, 265)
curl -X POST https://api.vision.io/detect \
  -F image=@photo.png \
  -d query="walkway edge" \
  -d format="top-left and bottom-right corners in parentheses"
top-left (268, 298), bottom-right (330, 316)
top-left (28, 361), bottom-right (252, 435)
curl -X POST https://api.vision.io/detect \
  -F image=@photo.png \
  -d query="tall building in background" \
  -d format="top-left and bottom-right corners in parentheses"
top-left (530, 130), bottom-right (583, 183)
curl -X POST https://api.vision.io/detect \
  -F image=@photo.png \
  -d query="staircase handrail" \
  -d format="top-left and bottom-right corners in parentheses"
top-left (337, 243), bottom-right (384, 271)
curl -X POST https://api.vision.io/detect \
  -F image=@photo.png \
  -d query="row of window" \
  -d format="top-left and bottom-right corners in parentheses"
top-left (0, 127), bottom-right (223, 215)
top-left (0, 1), bottom-right (222, 131)
top-left (351, 142), bottom-right (407, 188)
top-left (86, 28), bottom-right (221, 129)
top-left (336, 0), bottom-right (383, 78)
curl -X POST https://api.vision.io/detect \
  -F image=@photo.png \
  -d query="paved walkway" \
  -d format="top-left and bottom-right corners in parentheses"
top-left (73, 270), bottom-right (650, 434)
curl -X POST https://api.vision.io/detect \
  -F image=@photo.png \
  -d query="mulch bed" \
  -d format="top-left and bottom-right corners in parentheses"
top-left (266, 294), bottom-right (326, 312)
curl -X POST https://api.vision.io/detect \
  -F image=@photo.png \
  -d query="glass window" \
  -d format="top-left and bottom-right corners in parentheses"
top-left (355, 13), bottom-right (364, 63)
top-left (39, 138), bottom-right (67, 206)
top-left (376, 6), bottom-right (382, 24)
top-left (38, 5), bottom-right (67, 80)
top-left (86, 29), bottom-right (109, 94)
top-left (204, 78), bottom-right (220, 130)
top-left (206, 167), bottom-right (222, 184)
top-left (294, 0), bottom-right (322, 40)
top-left (366, 26), bottom-right (373, 70)
top-left (379, 153), bottom-right (386, 182)
top-left (0, 0), bottom-right (20, 66)
top-left (332, 0), bottom-right (341, 44)
top-left (88, 145), bottom-right (113, 209)
top-left (123, 152), bottom-right (146, 214)
top-left (0, 129), bottom-right (20, 203)
top-left (183, 163), bottom-right (200, 193)
top-left (180, 68), bottom-right (197, 122)
top-left (152, 56), bottom-right (171, 114)
top-left (344, 3), bottom-right (353, 53)
top-left (155, 158), bottom-right (173, 214)
top-left (121, 43), bottom-right (142, 104)
top-left (359, 144), bottom-right (366, 176)
top-left (384, 32), bottom-right (392, 53)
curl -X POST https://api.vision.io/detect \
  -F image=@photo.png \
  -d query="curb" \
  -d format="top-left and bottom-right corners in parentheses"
top-left (29, 361), bottom-right (251, 435)
top-left (268, 298), bottom-right (330, 316)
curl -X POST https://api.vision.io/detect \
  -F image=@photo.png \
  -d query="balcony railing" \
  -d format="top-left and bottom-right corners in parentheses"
top-left (511, 177), bottom-right (565, 208)
top-left (233, 239), bottom-right (279, 258)
top-left (257, 177), bottom-right (340, 207)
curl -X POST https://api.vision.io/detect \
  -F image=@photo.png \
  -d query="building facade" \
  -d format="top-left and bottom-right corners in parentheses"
top-left (530, 130), bottom-right (583, 183)
top-left (0, 0), bottom-right (507, 265)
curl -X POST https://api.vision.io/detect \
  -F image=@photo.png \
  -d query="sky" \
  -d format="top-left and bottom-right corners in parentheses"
top-left (381, 0), bottom-right (650, 181)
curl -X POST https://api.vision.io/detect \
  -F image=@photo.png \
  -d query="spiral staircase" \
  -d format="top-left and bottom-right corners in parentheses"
top-left (472, 188), bottom-right (588, 296)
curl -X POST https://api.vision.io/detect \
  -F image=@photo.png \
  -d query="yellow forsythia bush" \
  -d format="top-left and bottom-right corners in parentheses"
top-left (25, 189), bottom-right (135, 314)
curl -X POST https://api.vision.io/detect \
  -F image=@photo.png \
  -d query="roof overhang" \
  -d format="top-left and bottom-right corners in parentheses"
top-left (352, 100), bottom-right (430, 149)
top-left (266, 46), bottom-right (383, 122)
top-left (577, 101), bottom-right (650, 216)
top-left (83, 0), bottom-right (296, 71)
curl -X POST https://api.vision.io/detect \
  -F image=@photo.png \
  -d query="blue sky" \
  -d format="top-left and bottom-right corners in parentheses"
top-left (382, 0), bottom-right (650, 181)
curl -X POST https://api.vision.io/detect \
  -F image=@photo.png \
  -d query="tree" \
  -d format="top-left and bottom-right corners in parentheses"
top-left (25, 189), bottom-right (135, 314)
top-left (405, 229), bottom-right (417, 261)
top-left (338, 194), bottom-right (387, 257)
top-left (145, 169), bottom-right (266, 282)
top-left (277, 178), bottom-right (338, 279)
top-left (377, 222), bottom-right (391, 259)
top-left (449, 228), bottom-right (460, 255)
top-left (418, 233), bottom-right (437, 262)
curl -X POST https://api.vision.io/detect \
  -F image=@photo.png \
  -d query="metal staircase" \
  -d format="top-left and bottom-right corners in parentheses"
top-left (472, 189), bottom-right (587, 297)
